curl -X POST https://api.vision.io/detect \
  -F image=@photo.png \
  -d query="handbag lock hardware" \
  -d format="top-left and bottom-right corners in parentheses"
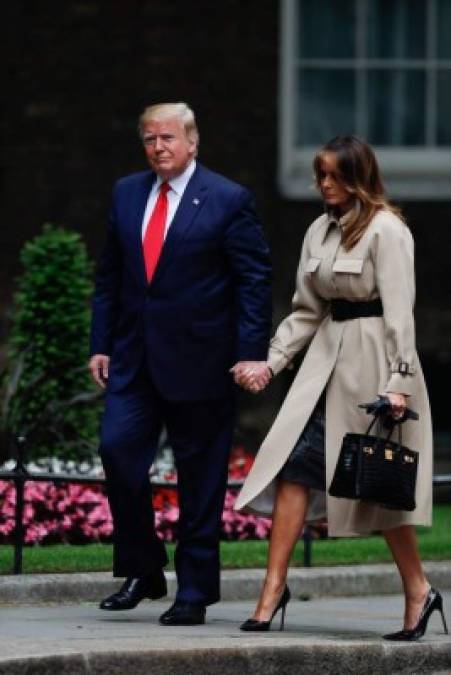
top-left (404, 454), bottom-right (415, 463)
top-left (385, 448), bottom-right (393, 461)
top-left (363, 446), bottom-right (374, 455)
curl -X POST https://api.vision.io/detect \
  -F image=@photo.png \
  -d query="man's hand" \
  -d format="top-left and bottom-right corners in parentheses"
top-left (230, 361), bottom-right (272, 394)
top-left (89, 354), bottom-right (110, 389)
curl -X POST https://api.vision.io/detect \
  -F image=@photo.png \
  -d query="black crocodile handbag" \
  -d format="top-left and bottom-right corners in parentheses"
top-left (329, 399), bottom-right (419, 511)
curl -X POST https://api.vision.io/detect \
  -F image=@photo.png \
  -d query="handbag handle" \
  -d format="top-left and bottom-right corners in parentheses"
top-left (359, 396), bottom-right (418, 442)
top-left (358, 396), bottom-right (419, 422)
top-left (363, 416), bottom-right (405, 452)
top-left (363, 415), bottom-right (396, 440)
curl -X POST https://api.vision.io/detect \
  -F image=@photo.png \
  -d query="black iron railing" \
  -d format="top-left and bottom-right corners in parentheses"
top-left (1, 435), bottom-right (450, 574)
top-left (0, 435), bottom-right (244, 574)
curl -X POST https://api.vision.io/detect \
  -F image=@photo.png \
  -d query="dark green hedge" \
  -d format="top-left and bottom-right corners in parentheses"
top-left (2, 224), bottom-right (101, 462)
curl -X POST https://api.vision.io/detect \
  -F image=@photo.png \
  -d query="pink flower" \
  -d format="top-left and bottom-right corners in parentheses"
top-left (0, 449), bottom-right (274, 545)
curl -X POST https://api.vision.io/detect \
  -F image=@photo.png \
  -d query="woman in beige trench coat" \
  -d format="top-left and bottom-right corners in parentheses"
top-left (232, 136), bottom-right (447, 641)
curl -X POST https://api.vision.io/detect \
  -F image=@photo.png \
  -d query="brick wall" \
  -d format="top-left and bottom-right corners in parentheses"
top-left (2, 1), bottom-right (450, 430)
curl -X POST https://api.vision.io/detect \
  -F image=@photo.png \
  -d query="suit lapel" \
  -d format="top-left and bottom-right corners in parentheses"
top-left (150, 164), bottom-right (208, 286)
top-left (131, 171), bottom-right (155, 286)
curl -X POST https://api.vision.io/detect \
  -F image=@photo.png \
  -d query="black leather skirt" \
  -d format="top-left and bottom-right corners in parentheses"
top-left (278, 392), bottom-right (326, 491)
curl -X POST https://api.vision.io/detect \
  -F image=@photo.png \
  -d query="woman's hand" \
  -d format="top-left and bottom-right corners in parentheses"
top-left (385, 392), bottom-right (407, 420)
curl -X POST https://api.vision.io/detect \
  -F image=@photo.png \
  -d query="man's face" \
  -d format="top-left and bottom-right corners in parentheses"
top-left (142, 117), bottom-right (196, 180)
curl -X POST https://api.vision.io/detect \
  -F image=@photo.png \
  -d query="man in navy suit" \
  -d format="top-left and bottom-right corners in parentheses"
top-left (89, 103), bottom-right (272, 625)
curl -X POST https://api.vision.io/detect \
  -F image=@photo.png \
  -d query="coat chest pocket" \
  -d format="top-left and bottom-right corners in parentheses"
top-left (332, 259), bottom-right (364, 274)
top-left (306, 257), bottom-right (321, 273)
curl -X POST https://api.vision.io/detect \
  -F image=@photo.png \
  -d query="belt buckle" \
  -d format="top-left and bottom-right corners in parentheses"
top-left (398, 362), bottom-right (409, 375)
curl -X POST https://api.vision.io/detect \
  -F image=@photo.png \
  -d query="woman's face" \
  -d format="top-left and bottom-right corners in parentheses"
top-left (317, 152), bottom-right (353, 212)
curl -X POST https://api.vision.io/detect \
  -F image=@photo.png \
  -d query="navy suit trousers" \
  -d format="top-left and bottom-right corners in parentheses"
top-left (99, 369), bottom-right (235, 606)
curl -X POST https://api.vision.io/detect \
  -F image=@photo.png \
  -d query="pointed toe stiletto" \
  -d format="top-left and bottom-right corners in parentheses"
top-left (240, 586), bottom-right (291, 632)
top-left (383, 587), bottom-right (449, 641)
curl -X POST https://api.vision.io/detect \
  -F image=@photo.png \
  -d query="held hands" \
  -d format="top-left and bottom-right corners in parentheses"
top-left (89, 354), bottom-right (110, 389)
top-left (230, 361), bottom-right (272, 394)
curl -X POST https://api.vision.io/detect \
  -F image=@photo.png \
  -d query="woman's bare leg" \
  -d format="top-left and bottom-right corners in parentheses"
top-left (383, 525), bottom-right (430, 629)
top-left (252, 480), bottom-right (310, 621)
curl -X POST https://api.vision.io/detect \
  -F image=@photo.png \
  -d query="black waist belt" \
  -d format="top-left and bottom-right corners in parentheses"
top-left (331, 298), bottom-right (383, 321)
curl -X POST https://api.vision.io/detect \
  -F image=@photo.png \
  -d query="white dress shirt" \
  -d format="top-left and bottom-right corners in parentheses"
top-left (141, 160), bottom-right (197, 241)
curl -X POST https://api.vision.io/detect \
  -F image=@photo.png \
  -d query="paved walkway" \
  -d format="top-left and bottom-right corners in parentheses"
top-left (0, 594), bottom-right (450, 674)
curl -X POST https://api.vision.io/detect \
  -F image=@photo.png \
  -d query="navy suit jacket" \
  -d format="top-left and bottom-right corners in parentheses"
top-left (90, 163), bottom-right (272, 400)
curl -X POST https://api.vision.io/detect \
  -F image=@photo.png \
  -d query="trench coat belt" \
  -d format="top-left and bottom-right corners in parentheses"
top-left (330, 298), bottom-right (383, 321)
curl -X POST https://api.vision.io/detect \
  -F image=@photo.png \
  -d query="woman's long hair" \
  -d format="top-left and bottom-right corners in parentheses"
top-left (313, 136), bottom-right (404, 250)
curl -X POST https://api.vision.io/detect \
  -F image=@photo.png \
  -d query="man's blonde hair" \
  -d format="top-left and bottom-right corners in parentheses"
top-left (138, 102), bottom-right (199, 149)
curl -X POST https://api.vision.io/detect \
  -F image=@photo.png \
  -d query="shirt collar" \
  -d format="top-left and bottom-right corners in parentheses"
top-left (322, 202), bottom-right (359, 243)
top-left (155, 159), bottom-right (196, 196)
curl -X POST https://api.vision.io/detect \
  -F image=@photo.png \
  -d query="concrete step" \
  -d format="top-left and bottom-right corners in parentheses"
top-left (1, 561), bottom-right (451, 605)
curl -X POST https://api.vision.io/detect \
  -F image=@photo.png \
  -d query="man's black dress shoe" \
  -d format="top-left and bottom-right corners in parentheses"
top-left (99, 570), bottom-right (167, 610)
top-left (159, 601), bottom-right (206, 625)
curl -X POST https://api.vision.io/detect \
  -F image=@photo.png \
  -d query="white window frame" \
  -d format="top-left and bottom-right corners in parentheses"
top-left (279, 0), bottom-right (451, 200)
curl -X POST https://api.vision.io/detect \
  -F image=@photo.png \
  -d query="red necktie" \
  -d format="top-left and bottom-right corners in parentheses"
top-left (143, 182), bottom-right (170, 282)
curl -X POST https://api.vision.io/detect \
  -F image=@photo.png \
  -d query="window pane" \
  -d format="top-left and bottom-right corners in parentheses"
top-left (367, 0), bottom-right (426, 59)
top-left (298, 0), bottom-right (355, 59)
top-left (367, 70), bottom-right (425, 145)
top-left (295, 70), bottom-right (355, 146)
top-left (437, 0), bottom-right (451, 58)
top-left (437, 71), bottom-right (451, 145)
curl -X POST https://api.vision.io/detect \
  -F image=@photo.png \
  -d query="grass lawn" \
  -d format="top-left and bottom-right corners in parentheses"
top-left (0, 505), bottom-right (450, 575)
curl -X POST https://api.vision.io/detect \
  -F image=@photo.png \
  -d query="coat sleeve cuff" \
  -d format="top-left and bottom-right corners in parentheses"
top-left (380, 371), bottom-right (416, 396)
top-left (267, 348), bottom-right (291, 376)
top-left (389, 361), bottom-right (416, 376)
top-left (89, 342), bottom-right (111, 358)
top-left (236, 342), bottom-right (270, 362)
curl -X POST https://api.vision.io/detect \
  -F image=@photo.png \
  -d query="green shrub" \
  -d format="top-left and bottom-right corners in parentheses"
top-left (1, 224), bottom-right (101, 462)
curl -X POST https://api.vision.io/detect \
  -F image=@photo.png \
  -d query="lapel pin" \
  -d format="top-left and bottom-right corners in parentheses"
top-left (193, 198), bottom-right (200, 205)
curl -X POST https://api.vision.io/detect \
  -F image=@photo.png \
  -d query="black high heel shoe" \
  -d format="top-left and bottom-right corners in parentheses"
top-left (240, 586), bottom-right (291, 632)
top-left (383, 587), bottom-right (449, 641)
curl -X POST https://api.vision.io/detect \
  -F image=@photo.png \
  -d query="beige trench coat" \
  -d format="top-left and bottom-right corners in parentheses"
top-left (235, 209), bottom-right (433, 536)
